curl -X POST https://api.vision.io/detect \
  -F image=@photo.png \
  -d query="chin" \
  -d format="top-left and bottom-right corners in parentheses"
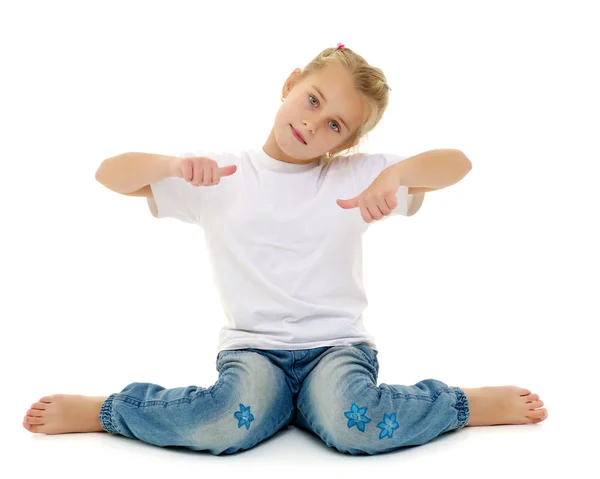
top-left (275, 129), bottom-right (309, 160)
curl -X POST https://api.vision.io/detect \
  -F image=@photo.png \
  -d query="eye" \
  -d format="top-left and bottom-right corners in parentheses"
top-left (309, 94), bottom-right (341, 133)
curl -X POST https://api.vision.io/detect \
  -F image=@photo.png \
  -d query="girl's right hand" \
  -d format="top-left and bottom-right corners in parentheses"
top-left (175, 157), bottom-right (237, 186)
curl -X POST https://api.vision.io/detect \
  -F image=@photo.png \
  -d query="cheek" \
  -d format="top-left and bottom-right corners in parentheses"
top-left (279, 99), bottom-right (296, 114)
top-left (276, 104), bottom-right (301, 133)
top-left (275, 103), bottom-right (291, 124)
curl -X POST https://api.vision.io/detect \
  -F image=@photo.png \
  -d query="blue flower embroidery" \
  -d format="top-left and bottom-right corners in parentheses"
top-left (376, 412), bottom-right (399, 439)
top-left (344, 403), bottom-right (371, 432)
top-left (234, 404), bottom-right (254, 430)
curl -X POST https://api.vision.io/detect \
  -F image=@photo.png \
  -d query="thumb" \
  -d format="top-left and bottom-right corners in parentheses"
top-left (218, 165), bottom-right (237, 177)
top-left (337, 197), bottom-right (359, 209)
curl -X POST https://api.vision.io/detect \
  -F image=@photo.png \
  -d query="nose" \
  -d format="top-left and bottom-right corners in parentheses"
top-left (302, 120), bottom-right (316, 134)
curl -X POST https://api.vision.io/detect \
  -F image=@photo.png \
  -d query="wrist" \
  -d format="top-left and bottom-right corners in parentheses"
top-left (164, 156), bottom-right (182, 178)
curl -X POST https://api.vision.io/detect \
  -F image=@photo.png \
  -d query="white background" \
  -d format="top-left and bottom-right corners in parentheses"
top-left (2, 0), bottom-right (598, 477)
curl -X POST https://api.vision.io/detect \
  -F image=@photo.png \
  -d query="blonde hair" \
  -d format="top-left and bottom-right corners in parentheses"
top-left (295, 46), bottom-right (391, 167)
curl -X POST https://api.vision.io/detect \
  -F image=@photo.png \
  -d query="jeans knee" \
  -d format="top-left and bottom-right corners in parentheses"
top-left (305, 391), bottom-right (412, 455)
top-left (185, 402), bottom-right (283, 455)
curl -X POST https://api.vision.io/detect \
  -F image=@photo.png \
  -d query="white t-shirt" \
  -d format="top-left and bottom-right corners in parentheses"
top-left (150, 148), bottom-right (422, 353)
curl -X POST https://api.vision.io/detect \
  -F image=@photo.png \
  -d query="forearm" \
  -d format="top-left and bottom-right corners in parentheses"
top-left (388, 149), bottom-right (472, 190)
top-left (95, 152), bottom-right (180, 194)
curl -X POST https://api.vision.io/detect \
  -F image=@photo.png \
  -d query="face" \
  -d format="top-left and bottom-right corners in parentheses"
top-left (263, 62), bottom-right (366, 165)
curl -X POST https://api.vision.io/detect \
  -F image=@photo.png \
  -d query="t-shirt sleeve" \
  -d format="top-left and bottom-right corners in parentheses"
top-left (149, 151), bottom-right (209, 224)
top-left (351, 152), bottom-right (418, 217)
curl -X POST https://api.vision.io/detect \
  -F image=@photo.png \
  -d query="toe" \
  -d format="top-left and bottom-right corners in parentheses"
top-left (28, 424), bottom-right (47, 434)
top-left (528, 399), bottom-right (544, 409)
top-left (25, 416), bottom-right (45, 425)
top-left (524, 393), bottom-right (540, 402)
top-left (32, 402), bottom-right (47, 410)
top-left (527, 408), bottom-right (548, 421)
top-left (39, 396), bottom-right (55, 403)
top-left (27, 408), bottom-right (43, 417)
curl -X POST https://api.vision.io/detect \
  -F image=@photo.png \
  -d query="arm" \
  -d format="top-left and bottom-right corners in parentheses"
top-left (388, 149), bottom-right (472, 192)
top-left (404, 192), bottom-right (425, 216)
top-left (408, 187), bottom-right (436, 194)
top-left (95, 152), bottom-right (181, 195)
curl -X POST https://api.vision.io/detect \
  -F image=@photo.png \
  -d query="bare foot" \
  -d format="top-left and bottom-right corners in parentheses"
top-left (462, 386), bottom-right (548, 426)
top-left (23, 394), bottom-right (109, 435)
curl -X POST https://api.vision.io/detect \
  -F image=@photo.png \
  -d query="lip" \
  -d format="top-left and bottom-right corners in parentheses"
top-left (291, 125), bottom-right (306, 144)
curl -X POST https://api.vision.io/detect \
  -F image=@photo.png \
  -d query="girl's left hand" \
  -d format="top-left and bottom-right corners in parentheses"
top-left (336, 167), bottom-right (401, 223)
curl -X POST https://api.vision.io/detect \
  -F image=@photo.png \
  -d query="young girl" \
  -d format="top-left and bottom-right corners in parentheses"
top-left (23, 43), bottom-right (547, 456)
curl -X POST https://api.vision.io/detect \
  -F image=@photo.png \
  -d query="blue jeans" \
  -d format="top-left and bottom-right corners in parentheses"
top-left (98, 344), bottom-right (470, 455)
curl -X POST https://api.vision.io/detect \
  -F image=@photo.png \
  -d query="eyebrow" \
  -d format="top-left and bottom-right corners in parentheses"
top-left (311, 84), bottom-right (349, 131)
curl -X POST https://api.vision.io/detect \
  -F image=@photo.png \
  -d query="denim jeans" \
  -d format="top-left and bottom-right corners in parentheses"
top-left (99, 343), bottom-right (470, 455)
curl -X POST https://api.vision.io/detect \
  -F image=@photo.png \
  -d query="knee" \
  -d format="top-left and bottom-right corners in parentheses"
top-left (185, 397), bottom-right (293, 455)
top-left (305, 390), bottom-right (407, 455)
top-left (186, 354), bottom-right (293, 454)
top-left (188, 405), bottom-right (265, 455)
top-left (321, 404), bottom-right (392, 455)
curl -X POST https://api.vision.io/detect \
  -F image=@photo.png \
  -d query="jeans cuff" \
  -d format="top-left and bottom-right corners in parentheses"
top-left (98, 393), bottom-right (118, 434)
top-left (453, 387), bottom-right (470, 429)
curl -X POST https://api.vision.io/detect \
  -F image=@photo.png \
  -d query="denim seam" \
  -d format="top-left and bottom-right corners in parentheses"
top-left (362, 383), bottom-right (465, 407)
top-left (290, 351), bottom-right (301, 389)
top-left (209, 378), bottom-right (227, 397)
top-left (362, 381), bottom-right (436, 402)
top-left (116, 390), bottom-right (213, 408)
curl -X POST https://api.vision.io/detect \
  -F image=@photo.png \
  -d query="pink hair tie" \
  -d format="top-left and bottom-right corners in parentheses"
top-left (336, 42), bottom-right (345, 51)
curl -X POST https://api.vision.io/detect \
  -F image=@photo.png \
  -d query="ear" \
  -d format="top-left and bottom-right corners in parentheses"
top-left (282, 68), bottom-right (303, 98)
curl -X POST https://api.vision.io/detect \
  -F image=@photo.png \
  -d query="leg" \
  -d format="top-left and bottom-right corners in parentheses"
top-left (295, 345), bottom-right (547, 455)
top-left (24, 350), bottom-right (295, 455)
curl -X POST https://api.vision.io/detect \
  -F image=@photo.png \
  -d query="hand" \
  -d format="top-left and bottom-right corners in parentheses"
top-left (175, 157), bottom-right (237, 186)
top-left (336, 167), bottom-right (401, 223)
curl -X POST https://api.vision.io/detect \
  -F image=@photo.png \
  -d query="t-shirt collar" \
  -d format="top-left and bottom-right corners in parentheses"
top-left (253, 148), bottom-right (321, 172)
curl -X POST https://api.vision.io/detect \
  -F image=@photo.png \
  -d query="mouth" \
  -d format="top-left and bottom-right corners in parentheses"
top-left (291, 125), bottom-right (306, 145)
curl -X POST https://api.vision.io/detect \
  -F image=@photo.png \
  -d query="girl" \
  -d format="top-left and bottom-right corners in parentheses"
top-left (23, 43), bottom-right (547, 455)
